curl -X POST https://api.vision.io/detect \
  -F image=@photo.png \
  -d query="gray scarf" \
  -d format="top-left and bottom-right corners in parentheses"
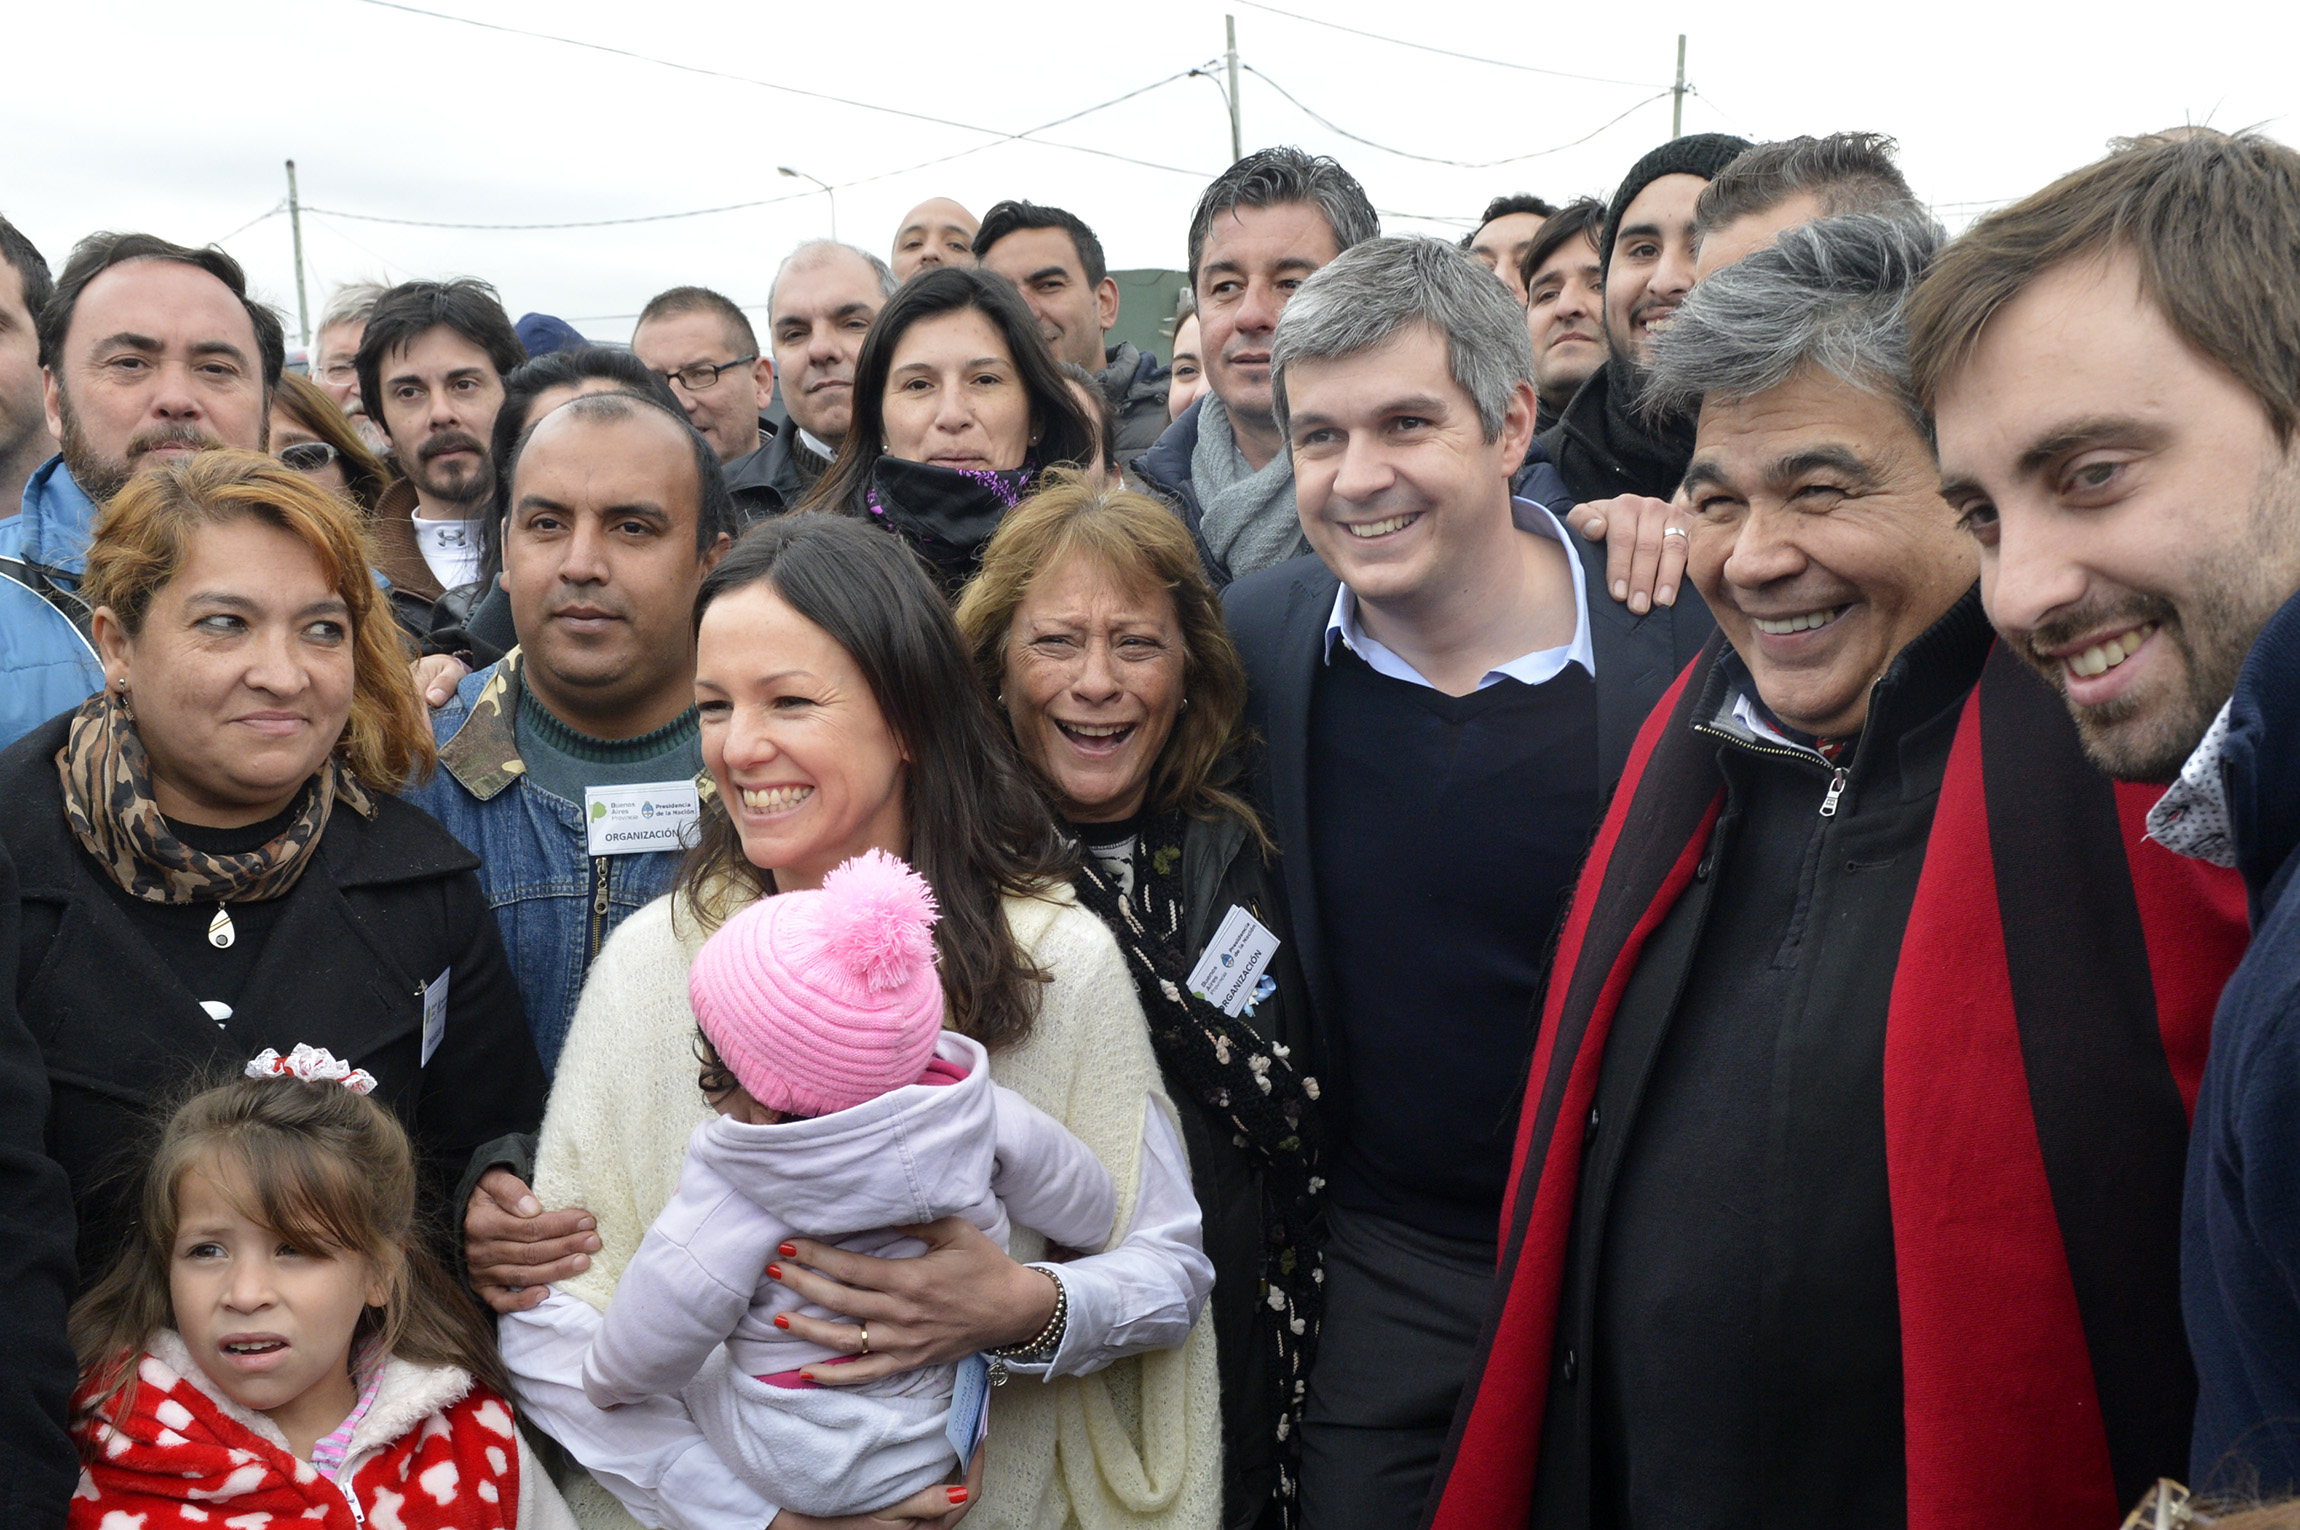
top-left (1191, 393), bottom-right (1305, 581)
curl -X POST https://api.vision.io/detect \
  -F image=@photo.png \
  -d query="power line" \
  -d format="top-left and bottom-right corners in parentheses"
top-left (303, 193), bottom-right (810, 232)
top-left (1246, 65), bottom-right (1673, 170)
top-left (353, 0), bottom-right (1215, 182)
top-left (1227, 0), bottom-right (1671, 90)
top-left (288, 67), bottom-right (1210, 233)
top-left (218, 204), bottom-right (285, 243)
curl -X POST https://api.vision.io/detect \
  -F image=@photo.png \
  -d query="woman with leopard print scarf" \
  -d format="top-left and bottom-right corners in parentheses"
top-left (0, 451), bottom-right (545, 1306)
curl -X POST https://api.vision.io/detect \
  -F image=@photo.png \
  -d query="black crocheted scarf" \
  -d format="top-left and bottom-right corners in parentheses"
top-left (1069, 808), bottom-right (1325, 1525)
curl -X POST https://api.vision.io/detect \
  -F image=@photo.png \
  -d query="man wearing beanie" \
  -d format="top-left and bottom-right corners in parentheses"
top-left (1538, 133), bottom-right (1751, 504)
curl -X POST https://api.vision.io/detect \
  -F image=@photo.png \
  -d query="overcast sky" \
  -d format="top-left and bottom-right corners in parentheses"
top-left (11, 0), bottom-right (2294, 348)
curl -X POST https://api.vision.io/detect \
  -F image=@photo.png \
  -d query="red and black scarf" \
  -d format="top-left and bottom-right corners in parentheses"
top-left (1429, 639), bottom-right (2249, 1530)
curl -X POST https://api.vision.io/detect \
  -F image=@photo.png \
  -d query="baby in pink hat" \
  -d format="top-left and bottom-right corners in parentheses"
top-left (581, 850), bottom-right (1116, 1516)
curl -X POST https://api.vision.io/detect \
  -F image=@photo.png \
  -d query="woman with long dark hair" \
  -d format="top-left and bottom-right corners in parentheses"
top-left (799, 266), bottom-right (1097, 594)
top-left (488, 513), bottom-right (1222, 1529)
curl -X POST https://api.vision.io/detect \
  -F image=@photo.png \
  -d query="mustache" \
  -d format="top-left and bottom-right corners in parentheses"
top-left (2018, 593), bottom-right (2178, 667)
top-left (417, 431), bottom-right (487, 464)
top-left (126, 424), bottom-right (225, 457)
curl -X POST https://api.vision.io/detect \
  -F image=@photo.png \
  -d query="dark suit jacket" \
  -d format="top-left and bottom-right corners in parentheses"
top-left (1220, 490), bottom-right (1714, 1095)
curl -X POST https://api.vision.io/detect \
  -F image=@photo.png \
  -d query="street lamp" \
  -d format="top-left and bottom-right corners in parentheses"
top-left (778, 166), bottom-right (837, 242)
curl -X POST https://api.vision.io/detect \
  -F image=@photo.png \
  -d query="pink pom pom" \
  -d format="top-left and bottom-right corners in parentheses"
top-left (817, 849), bottom-right (940, 992)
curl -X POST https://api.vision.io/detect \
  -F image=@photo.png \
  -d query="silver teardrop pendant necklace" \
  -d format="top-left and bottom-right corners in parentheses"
top-left (207, 902), bottom-right (236, 949)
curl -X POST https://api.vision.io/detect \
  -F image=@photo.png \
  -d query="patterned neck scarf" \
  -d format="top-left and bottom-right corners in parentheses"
top-left (1069, 807), bottom-right (1325, 1526)
top-left (56, 690), bottom-right (374, 906)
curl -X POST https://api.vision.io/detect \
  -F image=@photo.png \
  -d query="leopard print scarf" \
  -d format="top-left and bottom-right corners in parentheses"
top-left (56, 690), bottom-right (374, 905)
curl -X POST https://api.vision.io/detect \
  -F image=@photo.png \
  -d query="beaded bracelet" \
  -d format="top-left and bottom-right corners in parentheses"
top-left (985, 1266), bottom-right (1068, 1386)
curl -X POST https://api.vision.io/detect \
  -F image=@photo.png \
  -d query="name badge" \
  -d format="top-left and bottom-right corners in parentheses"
top-left (946, 1353), bottom-right (991, 1463)
top-left (1187, 904), bottom-right (1282, 1018)
top-left (584, 780), bottom-right (702, 856)
top-left (421, 967), bottom-right (451, 1067)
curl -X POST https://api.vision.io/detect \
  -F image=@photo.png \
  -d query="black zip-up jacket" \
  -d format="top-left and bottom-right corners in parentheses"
top-left (1534, 590), bottom-right (1993, 1530)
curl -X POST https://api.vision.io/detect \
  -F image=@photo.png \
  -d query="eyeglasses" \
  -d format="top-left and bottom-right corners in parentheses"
top-left (313, 360), bottom-right (359, 385)
top-left (656, 354), bottom-right (759, 392)
top-left (279, 441), bottom-right (342, 473)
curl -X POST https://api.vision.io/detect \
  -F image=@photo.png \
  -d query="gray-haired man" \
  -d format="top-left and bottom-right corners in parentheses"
top-left (1222, 236), bottom-right (1709, 1530)
top-left (1135, 147), bottom-right (1380, 588)
top-left (1429, 206), bottom-right (2238, 1529)
top-left (311, 279), bottom-right (391, 453)
top-left (760, 240), bottom-right (899, 509)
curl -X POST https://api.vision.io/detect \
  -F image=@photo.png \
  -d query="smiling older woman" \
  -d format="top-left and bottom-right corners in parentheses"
top-left (0, 448), bottom-right (546, 1283)
top-left (955, 474), bottom-right (1324, 1530)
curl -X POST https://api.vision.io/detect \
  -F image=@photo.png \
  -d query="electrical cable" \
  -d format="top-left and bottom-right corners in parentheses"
top-left (1245, 65), bottom-right (1672, 169)
top-left (1227, 0), bottom-right (1672, 90)
top-left (353, 0), bottom-right (1214, 181)
top-left (297, 67), bottom-right (1207, 231)
top-left (217, 204), bottom-right (285, 243)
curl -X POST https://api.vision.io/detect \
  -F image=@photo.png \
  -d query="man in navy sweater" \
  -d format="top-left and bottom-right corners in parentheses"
top-left (1917, 128), bottom-right (2300, 1498)
top-left (1223, 235), bottom-right (1709, 1530)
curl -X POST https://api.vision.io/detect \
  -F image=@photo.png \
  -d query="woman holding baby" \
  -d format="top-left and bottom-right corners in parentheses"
top-left (468, 512), bottom-right (1222, 1530)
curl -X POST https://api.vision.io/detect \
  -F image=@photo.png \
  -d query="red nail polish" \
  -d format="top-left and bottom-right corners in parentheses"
top-left (947, 1487), bottom-right (968, 1505)
top-left (766, 1263), bottom-right (782, 1280)
top-left (779, 1242), bottom-right (798, 1258)
top-left (774, 1313), bottom-right (790, 1330)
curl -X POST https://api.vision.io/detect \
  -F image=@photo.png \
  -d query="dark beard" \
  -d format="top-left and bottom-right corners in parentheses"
top-left (410, 430), bottom-right (493, 509)
top-left (2007, 465), bottom-right (2300, 782)
top-left (56, 391), bottom-right (227, 501)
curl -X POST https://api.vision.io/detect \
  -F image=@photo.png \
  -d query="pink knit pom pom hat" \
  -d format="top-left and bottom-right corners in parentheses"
top-left (688, 848), bottom-right (944, 1118)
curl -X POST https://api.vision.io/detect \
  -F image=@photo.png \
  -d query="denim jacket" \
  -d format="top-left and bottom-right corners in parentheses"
top-left (0, 456), bottom-right (106, 750)
top-left (403, 648), bottom-right (698, 1074)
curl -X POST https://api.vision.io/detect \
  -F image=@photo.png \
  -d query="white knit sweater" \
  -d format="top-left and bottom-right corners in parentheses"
top-left (530, 883), bottom-right (1221, 1530)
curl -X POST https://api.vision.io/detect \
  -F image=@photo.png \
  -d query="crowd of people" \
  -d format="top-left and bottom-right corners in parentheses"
top-left (1, 115), bottom-right (2298, 1530)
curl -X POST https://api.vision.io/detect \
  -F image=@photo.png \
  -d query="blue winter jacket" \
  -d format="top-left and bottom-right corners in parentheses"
top-left (2186, 583), bottom-right (2300, 1494)
top-left (400, 651), bottom-right (691, 1075)
top-left (0, 458), bottom-right (105, 750)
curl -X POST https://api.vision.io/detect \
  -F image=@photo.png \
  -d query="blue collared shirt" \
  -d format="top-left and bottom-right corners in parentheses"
top-left (1322, 496), bottom-right (1595, 690)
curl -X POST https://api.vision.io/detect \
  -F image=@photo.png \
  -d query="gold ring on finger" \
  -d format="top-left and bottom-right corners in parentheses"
top-left (858, 1323), bottom-right (870, 1356)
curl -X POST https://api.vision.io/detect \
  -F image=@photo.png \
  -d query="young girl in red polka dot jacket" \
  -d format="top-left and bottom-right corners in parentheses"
top-left (64, 1046), bottom-right (574, 1530)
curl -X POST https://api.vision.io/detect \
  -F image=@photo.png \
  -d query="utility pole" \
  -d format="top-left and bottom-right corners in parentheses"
top-left (1671, 35), bottom-right (1687, 139)
top-left (778, 166), bottom-right (837, 241)
top-left (1225, 14), bottom-right (1243, 162)
top-left (284, 160), bottom-right (310, 348)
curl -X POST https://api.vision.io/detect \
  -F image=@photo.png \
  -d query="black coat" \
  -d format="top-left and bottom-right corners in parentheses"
top-left (1165, 806), bottom-right (1313, 1530)
top-left (1221, 530), bottom-right (1713, 1106)
top-left (0, 834), bottom-right (78, 1530)
top-left (0, 715), bottom-right (548, 1281)
top-left (1536, 360), bottom-right (1698, 505)
top-left (724, 408), bottom-right (818, 527)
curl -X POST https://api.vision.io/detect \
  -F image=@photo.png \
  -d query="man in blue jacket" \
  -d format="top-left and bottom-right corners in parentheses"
top-left (0, 232), bottom-right (279, 748)
top-left (405, 390), bottom-right (732, 1076)
top-left (1917, 128), bottom-right (2300, 1499)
